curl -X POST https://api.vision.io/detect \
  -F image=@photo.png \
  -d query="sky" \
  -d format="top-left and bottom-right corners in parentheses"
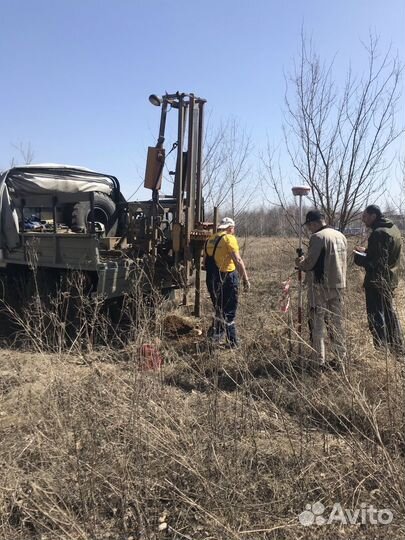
top-left (0, 0), bottom-right (404, 202)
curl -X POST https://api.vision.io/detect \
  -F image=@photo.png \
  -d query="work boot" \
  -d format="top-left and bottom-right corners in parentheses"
top-left (225, 322), bottom-right (238, 347)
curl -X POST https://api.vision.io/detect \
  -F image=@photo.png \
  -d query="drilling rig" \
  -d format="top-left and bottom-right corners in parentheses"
top-left (0, 92), bottom-right (212, 316)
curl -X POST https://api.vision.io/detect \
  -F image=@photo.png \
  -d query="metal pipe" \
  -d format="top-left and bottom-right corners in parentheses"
top-left (150, 100), bottom-right (169, 259)
top-left (185, 94), bottom-right (195, 235)
top-left (297, 194), bottom-right (303, 339)
top-left (156, 100), bottom-right (168, 149)
top-left (193, 100), bottom-right (206, 317)
top-left (174, 96), bottom-right (185, 218)
top-left (174, 95), bottom-right (185, 268)
top-left (182, 95), bottom-right (196, 307)
top-left (194, 246), bottom-right (203, 317)
top-left (291, 185), bottom-right (310, 354)
top-left (195, 100), bottom-right (205, 224)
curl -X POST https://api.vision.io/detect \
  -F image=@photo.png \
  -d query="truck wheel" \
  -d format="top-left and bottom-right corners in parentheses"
top-left (71, 192), bottom-right (118, 236)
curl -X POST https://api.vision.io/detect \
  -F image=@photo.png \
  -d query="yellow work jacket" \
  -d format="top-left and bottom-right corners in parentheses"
top-left (205, 232), bottom-right (239, 272)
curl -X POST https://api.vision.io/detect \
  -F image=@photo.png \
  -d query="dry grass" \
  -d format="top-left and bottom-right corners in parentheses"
top-left (0, 237), bottom-right (404, 539)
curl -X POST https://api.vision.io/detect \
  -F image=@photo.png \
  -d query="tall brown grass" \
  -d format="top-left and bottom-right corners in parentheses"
top-left (0, 237), bottom-right (404, 539)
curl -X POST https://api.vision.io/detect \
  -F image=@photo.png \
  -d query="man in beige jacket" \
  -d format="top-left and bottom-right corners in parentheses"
top-left (296, 210), bottom-right (347, 370)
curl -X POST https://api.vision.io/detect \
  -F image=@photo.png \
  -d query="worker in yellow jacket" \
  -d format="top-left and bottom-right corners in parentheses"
top-left (204, 217), bottom-right (250, 348)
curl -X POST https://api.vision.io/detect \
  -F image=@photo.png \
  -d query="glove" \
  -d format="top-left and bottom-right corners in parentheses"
top-left (243, 278), bottom-right (251, 292)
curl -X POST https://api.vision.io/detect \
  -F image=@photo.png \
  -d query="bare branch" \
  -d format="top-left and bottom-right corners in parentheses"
top-left (270, 33), bottom-right (404, 231)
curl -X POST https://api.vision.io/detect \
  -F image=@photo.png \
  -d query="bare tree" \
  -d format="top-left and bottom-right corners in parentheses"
top-left (202, 118), bottom-right (255, 219)
top-left (10, 141), bottom-right (35, 167)
top-left (260, 144), bottom-right (307, 238)
top-left (264, 33), bottom-right (403, 231)
top-left (389, 154), bottom-right (405, 214)
top-left (223, 120), bottom-right (253, 218)
top-left (202, 118), bottom-right (228, 209)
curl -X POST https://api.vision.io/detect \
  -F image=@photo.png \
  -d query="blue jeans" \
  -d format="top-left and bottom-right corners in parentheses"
top-left (206, 270), bottom-right (239, 344)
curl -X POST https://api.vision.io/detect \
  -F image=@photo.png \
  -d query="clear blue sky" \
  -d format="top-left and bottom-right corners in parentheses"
top-left (0, 0), bottom-right (404, 199)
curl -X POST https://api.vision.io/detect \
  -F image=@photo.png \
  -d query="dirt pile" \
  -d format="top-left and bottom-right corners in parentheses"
top-left (163, 314), bottom-right (201, 339)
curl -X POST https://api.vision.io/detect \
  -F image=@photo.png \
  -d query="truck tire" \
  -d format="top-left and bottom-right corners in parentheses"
top-left (71, 192), bottom-right (118, 236)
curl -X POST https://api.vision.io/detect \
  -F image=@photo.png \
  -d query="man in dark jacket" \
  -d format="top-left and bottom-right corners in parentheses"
top-left (354, 205), bottom-right (404, 354)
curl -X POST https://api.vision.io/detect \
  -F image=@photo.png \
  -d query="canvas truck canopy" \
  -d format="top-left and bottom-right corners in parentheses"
top-left (0, 178), bottom-right (19, 251)
top-left (5, 164), bottom-right (117, 197)
top-left (0, 164), bottom-right (121, 250)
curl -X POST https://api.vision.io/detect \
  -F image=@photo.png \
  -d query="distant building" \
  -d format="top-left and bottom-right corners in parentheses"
top-left (344, 226), bottom-right (363, 236)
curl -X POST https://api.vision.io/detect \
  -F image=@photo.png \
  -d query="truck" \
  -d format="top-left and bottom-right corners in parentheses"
top-left (0, 92), bottom-right (212, 323)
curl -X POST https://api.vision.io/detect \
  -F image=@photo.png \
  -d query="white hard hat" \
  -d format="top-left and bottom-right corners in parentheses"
top-left (217, 217), bottom-right (235, 230)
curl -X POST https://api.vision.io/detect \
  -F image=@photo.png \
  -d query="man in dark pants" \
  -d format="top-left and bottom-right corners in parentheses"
top-left (205, 217), bottom-right (250, 348)
top-left (354, 205), bottom-right (404, 355)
